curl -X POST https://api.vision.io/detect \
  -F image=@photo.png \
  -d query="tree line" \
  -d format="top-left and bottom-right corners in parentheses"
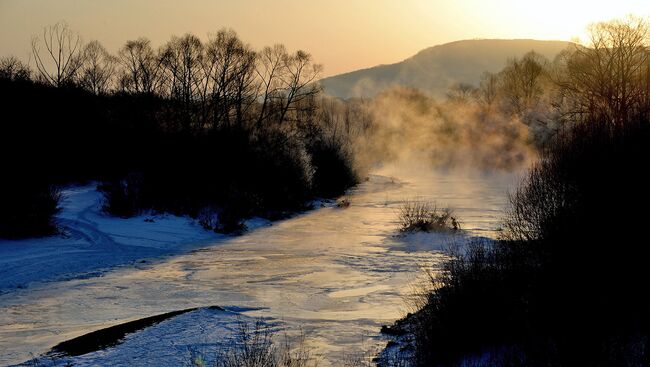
top-left (26, 23), bottom-right (321, 131)
top-left (0, 23), bottom-right (362, 238)
top-left (388, 16), bottom-right (650, 367)
top-left (448, 16), bottom-right (650, 141)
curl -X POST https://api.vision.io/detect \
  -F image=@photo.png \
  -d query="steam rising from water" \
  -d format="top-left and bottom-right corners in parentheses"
top-left (349, 87), bottom-right (535, 172)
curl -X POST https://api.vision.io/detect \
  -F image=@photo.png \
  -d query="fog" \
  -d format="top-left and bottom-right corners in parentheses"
top-left (339, 87), bottom-right (536, 176)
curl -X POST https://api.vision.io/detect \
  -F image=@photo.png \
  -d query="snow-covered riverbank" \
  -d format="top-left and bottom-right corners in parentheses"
top-left (0, 185), bottom-right (282, 293)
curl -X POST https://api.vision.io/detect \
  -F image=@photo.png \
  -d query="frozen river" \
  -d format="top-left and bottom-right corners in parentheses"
top-left (0, 166), bottom-right (519, 366)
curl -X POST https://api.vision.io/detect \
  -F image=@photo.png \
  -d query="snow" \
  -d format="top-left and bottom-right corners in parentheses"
top-left (18, 307), bottom-right (266, 367)
top-left (0, 167), bottom-right (518, 367)
top-left (0, 184), bottom-right (231, 292)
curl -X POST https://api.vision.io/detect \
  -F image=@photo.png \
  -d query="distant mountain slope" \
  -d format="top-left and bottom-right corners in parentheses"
top-left (320, 39), bottom-right (572, 99)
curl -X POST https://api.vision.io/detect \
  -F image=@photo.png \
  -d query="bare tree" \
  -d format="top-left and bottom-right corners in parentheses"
top-left (31, 22), bottom-right (83, 87)
top-left (254, 46), bottom-right (322, 126)
top-left (203, 29), bottom-right (257, 129)
top-left (117, 38), bottom-right (163, 94)
top-left (477, 71), bottom-right (499, 108)
top-left (79, 40), bottom-right (116, 95)
top-left (557, 16), bottom-right (650, 126)
top-left (255, 44), bottom-right (288, 127)
top-left (0, 56), bottom-right (31, 81)
top-left (446, 82), bottom-right (477, 104)
top-left (160, 34), bottom-right (204, 129)
top-left (277, 50), bottom-right (323, 124)
top-left (160, 34), bottom-right (204, 101)
top-left (498, 51), bottom-right (548, 116)
top-left (231, 44), bottom-right (257, 127)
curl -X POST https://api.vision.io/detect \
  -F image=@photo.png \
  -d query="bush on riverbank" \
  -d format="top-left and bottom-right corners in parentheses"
top-left (397, 200), bottom-right (460, 232)
top-left (197, 319), bottom-right (391, 367)
top-left (0, 180), bottom-right (60, 239)
top-left (189, 320), bottom-right (317, 367)
top-left (399, 117), bottom-right (650, 366)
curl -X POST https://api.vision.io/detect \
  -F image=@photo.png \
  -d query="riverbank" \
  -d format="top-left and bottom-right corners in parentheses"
top-left (0, 184), bottom-right (286, 293)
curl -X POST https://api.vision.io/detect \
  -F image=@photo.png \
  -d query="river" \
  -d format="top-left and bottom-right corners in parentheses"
top-left (0, 166), bottom-right (519, 366)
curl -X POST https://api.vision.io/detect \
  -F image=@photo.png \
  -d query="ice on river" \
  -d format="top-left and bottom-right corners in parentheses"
top-left (0, 165), bottom-right (519, 366)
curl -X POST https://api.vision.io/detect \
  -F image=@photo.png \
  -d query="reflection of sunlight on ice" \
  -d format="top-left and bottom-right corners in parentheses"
top-left (328, 285), bottom-right (392, 298)
top-left (0, 167), bottom-right (518, 366)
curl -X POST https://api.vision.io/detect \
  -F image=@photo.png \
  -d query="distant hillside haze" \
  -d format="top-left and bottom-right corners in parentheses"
top-left (319, 39), bottom-right (572, 99)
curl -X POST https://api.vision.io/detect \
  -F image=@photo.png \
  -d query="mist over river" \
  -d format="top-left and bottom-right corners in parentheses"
top-left (0, 166), bottom-right (519, 366)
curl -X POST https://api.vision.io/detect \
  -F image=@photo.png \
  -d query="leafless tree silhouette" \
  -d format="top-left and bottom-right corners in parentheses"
top-left (118, 38), bottom-right (163, 94)
top-left (79, 40), bottom-right (117, 95)
top-left (0, 56), bottom-right (31, 81)
top-left (203, 29), bottom-right (257, 129)
top-left (31, 22), bottom-right (83, 87)
top-left (557, 16), bottom-right (650, 126)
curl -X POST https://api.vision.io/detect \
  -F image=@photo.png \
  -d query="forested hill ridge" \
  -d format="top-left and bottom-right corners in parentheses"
top-left (319, 39), bottom-right (571, 98)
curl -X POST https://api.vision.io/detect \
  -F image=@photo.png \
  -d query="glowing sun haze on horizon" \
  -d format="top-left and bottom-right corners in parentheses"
top-left (0, 0), bottom-right (648, 77)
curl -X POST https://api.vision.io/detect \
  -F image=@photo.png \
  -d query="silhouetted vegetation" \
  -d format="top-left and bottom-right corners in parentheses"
top-left (392, 16), bottom-right (650, 367)
top-left (404, 119), bottom-right (650, 367)
top-left (189, 319), bottom-right (317, 367)
top-left (0, 180), bottom-right (60, 239)
top-left (195, 319), bottom-right (393, 367)
top-left (397, 200), bottom-right (459, 232)
top-left (1, 24), bottom-right (360, 238)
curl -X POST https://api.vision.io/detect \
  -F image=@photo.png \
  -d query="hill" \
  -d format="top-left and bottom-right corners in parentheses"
top-left (319, 39), bottom-right (571, 98)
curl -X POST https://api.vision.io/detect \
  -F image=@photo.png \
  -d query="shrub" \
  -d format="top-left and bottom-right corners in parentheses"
top-left (397, 200), bottom-right (460, 232)
top-left (214, 206), bottom-right (248, 234)
top-left (197, 206), bottom-right (219, 230)
top-left (98, 174), bottom-right (144, 218)
top-left (0, 56), bottom-right (31, 82)
top-left (308, 138), bottom-right (358, 198)
top-left (0, 181), bottom-right (61, 239)
top-left (337, 198), bottom-right (351, 208)
top-left (194, 320), bottom-right (317, 367)
top-left (405, 239), bottom-right (540, 366)
top-left (404, 117), bottom-right (650, 366)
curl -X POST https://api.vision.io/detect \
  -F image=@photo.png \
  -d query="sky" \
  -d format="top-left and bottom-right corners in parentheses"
top-left (1, 0), bottom-right (649, 77)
